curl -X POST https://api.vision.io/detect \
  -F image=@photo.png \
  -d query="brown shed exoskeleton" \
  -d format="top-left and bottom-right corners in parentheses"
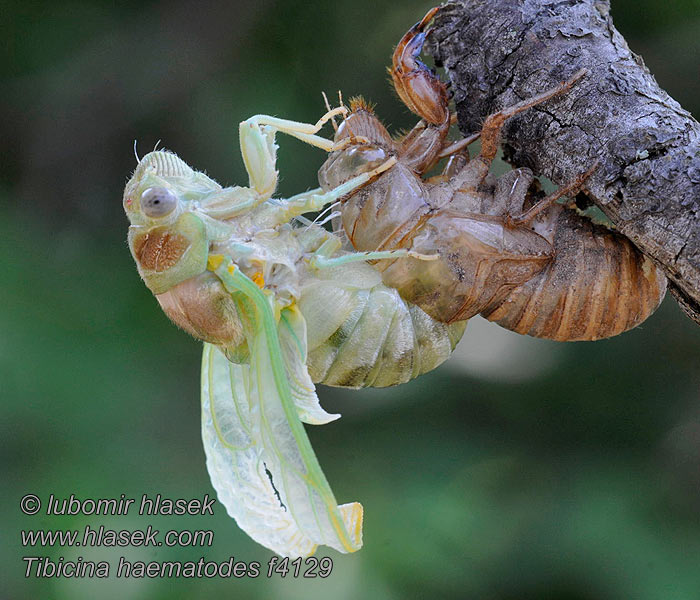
top-left (316, 7), bottom-right (667, 341)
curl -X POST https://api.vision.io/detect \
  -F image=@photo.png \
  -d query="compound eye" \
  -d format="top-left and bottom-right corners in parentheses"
top-left (140, 187), bottom-right (178, 218)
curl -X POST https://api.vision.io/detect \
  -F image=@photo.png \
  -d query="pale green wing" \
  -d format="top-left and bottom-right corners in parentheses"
top-left (202, 344), bottom-right (307, 553)
top-left (277, 304), bottom-right (340, 425)
top-left (201, 256), bottom-right (362, 558)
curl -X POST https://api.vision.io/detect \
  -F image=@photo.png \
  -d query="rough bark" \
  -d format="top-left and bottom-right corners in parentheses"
top-left (425, 0), bottom-right (700, 324)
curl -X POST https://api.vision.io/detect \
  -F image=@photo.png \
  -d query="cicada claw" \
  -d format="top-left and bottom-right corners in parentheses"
top-left (390, 6), bottom-right (449, 125)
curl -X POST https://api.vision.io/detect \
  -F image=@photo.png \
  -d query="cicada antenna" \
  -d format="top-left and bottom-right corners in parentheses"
top-left (153, 139), bottom-right (162, 152)
top-left (133, 140), bottom-right (141, 164)
top-left (338, 90), bottom-right (347, 123)
top-left (322, 91), bottom-right (339, 133)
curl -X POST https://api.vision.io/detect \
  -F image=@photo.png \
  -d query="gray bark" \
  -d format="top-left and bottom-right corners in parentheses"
top-left (425, 0), bottom-right (700, 324)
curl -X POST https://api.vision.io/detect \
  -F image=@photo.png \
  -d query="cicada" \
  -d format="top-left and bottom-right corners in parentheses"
top-left (310, 7), bottom-right (667, 341)
top-left (123, 109), bottom-right (465, 557)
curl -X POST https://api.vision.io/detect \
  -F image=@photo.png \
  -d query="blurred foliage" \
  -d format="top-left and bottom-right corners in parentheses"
top-left (1, 1), bottom-right (700, 599)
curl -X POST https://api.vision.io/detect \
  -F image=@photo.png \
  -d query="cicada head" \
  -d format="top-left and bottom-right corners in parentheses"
top-left (123, 150), bottom-right (248, 355)
top-left (123, 150), bottom-right (221, 295)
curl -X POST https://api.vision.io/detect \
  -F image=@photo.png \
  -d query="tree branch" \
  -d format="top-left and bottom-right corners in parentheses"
top-left (426, 0), bottom-right (700, 324)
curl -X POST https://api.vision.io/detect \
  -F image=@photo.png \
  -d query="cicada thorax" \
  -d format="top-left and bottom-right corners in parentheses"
top-left (338, 161), bottom-right (430, 251)
top-left (320, 103), bottom-right (448, 252)
top-left (480, 205), bottom-right (667, 341)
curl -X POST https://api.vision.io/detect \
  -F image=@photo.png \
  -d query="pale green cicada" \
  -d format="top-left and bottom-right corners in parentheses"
top-left (123, 107), bottom-right (466, 557)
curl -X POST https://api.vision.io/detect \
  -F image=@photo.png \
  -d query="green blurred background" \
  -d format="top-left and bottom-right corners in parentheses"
top-left (2, 1), bottom-right (700, 598)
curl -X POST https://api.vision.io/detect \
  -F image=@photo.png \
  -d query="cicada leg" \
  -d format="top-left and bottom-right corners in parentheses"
top-left (391, 6), bottom-right (449, 126)
top-left (198, 106), bottom-right (352, 221)
top-left (423, 150), bottom-right (470, 185)
top-left (506, 162), bottom-right (598, 227)
top-left (238, 106), bottom-right (347, 200)
top-left (390, 7), bottom-right (453, 172)
top-left (264, 157), bottom-right (398, 227)
top-left (489, 168), bottom-right (535, 217)
top-left (435, 131), bottom-right (480, 160)
top-left (309, 248), bottom-right (438, 271)
top-left (479, 69), bottom-right (587, 162)
top-left (242, 107), bottom-right (347, 153)
top-left (449, 69), bottom-right (588, 194)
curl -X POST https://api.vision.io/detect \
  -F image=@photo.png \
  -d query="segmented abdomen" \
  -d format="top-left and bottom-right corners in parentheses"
top-left (481, 209), bottom-right (667, 341)
top-left (299, 262), bottom-right (465, 388)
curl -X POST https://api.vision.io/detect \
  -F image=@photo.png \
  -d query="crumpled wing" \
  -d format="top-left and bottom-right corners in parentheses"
top-left (277, 304), bottom-right (339, 425)
top-left (201, 257), bottom-right (362, 557)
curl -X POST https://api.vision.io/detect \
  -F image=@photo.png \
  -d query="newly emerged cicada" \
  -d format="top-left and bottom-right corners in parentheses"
top-left (123, 109), bottom-right (464, 557)
top-left (308, 7), bottom-right (667, 341)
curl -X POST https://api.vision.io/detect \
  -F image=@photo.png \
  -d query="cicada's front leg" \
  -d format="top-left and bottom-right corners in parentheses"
top-left (259, 156), bottom-right (398, 229)
top-left (242, 107), bottom-right (346, 153)
top-left (197, 106), bottom-right (348, 222)
top-left (240, 109), bottom-right (344, 198)
top-left (391, 6), bottom-right (449, 127)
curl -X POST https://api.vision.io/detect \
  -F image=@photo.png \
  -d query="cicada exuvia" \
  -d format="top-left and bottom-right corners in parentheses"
top-left (308, 7), bottom-right (667, 341)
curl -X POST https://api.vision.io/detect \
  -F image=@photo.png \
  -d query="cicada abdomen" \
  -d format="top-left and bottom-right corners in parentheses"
top-left (480, 206), bottom-right (667, 341)
top-left (299, 260), bottom-right (465, 388)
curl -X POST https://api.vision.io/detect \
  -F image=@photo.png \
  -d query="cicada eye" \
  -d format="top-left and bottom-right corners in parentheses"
top-left (140, 187), bottom-right (178, 218)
